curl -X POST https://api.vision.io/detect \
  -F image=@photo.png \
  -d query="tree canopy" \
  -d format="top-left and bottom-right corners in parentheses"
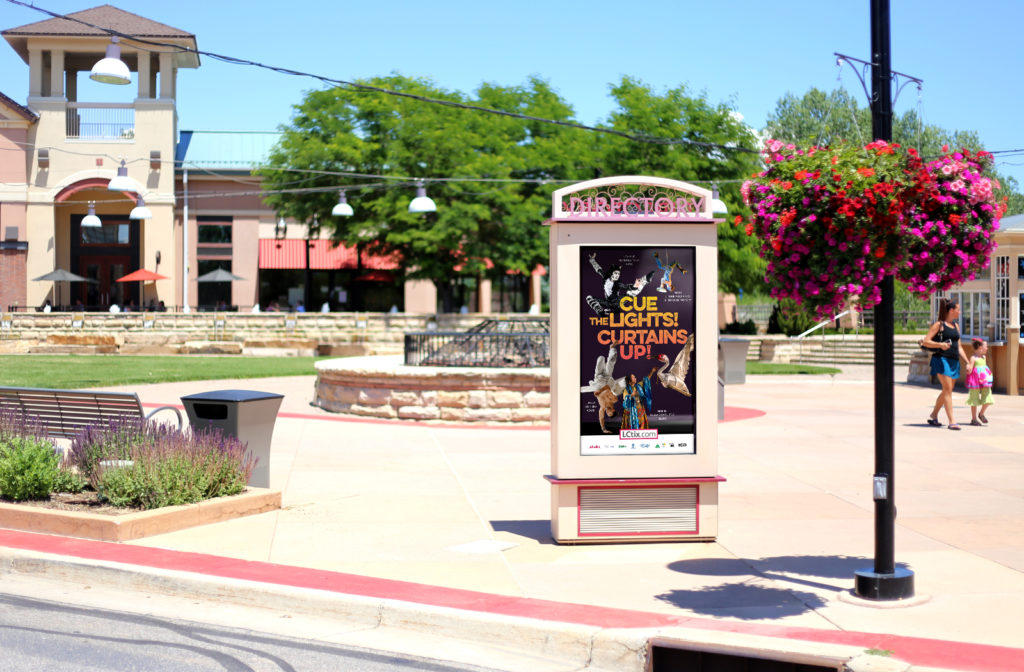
top-left (259, 74), bottom-right (762, 296)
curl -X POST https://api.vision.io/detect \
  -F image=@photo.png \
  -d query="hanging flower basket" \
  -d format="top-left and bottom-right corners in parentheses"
top-left (740, 139), bottom-right (1006, 319)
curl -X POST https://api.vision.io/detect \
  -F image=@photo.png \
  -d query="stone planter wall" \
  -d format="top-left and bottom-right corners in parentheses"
top-left (0, 312), bottom-right (508, 356)
top-left (315, 356), bottom-right (550, 425)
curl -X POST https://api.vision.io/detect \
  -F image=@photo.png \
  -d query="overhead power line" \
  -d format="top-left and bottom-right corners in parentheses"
top-left (5, 0), bottom-right (758, 155)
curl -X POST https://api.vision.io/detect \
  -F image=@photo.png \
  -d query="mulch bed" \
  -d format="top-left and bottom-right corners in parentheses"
top-left (7, 492), bottom-right (141, 516)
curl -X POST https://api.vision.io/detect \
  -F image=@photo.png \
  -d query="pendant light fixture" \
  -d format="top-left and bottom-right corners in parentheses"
top-left (331, 190), bottom-right (354, 217)
top-left (81, 202), bottom-right (102, 227)
top-left (408, 181), bottom-right (436, 213)
top-left (90, 36), bottom-right (131, 85)
top-left (710, 184), bottom-right (728, 214)
top-left (129, 196), bottom-right (152, 220)
top-left (107, 159), bottom-right (135, 192)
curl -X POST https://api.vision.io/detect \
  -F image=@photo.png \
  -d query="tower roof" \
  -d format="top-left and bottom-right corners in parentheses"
top-left (3, 5), bottom-right (198, 67)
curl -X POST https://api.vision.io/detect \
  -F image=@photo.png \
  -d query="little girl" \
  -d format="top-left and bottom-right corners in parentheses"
top-left (966, 338), bottom-right (994, 426)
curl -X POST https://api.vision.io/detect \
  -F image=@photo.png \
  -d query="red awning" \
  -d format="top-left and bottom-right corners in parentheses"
top-left (258, 239), bottom-right (398, 271)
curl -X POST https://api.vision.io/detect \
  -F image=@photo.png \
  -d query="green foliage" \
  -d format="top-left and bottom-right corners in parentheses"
top-left (51, 466), bottom-right (87, 494)
top-left (721, 319), bottom-right (757, 335)
top-left (260, 74), bottom-right (764, 299)
top-left (0, 435), bottom-right (60, 501)
top-left (767, 300), bottom-right (819, 336)
top-left (597, 78), bottom-right (763, 292)
top-left (261, 75), bottom-right (594, 298)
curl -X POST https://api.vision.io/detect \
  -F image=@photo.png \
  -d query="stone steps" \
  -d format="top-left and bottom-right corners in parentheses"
top-left (741, 336), bottom-right (923, 366)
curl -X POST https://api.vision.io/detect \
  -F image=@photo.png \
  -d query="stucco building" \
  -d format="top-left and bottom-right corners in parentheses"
top-left (0, 5), bottom-right (477, 314)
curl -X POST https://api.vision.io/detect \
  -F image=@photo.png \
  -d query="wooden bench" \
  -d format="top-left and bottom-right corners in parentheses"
top-left (0, 386), bottom-right (182, 439)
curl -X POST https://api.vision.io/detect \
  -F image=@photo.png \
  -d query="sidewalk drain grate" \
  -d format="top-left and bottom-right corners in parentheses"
top-left (651, 645), bottom-right (840, 672)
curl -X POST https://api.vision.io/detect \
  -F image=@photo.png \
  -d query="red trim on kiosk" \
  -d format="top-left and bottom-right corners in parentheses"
top-left (544, 475), bottom-right (725, 485)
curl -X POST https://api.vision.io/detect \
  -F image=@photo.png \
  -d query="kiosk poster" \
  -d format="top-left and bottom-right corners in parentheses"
top-left (579, 245), bottom-right (696, 456)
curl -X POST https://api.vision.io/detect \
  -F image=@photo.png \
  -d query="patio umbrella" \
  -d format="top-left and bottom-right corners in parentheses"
top-left (32, 269), bottom-right (96, 308)
top-left (116, 269), bottom-right (168, 310)
top-left (196, 267), bottom-right (245, 282)
top-left (116, 269), bottom-right (168, 283)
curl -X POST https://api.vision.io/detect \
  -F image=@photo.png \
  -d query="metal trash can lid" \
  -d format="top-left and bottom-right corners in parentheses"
top-left (180, 390), bottom-right (284, 403)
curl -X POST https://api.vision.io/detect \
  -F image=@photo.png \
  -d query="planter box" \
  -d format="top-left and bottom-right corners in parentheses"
top-left (0, 488), bottom-right (281, 542)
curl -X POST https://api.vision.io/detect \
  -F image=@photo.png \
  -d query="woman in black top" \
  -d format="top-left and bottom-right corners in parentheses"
top-left (924, 298), bottom-right (969, 430)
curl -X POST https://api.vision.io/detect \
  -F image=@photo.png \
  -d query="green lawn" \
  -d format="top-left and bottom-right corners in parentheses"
top-left (0, 354), bottom-right (839, 389)
top-left (0, 355), bottom-right (326, 389)
top-left (747, 361), bottom-right (841, 375)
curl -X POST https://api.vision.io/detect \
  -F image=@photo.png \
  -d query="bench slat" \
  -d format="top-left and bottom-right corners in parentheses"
top-left (0, 386), bottom-right (149, 439)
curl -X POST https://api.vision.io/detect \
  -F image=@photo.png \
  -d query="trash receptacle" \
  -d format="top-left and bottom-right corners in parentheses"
top-left (718, 338), bottom-right (751, 385)
top-left (180, 390), bottom-right (284, 489)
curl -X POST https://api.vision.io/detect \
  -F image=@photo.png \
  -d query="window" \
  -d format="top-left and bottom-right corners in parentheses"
top-left (196, 216), bottom-right (233, 310)
top-left (197, 260), bottom-right (233, 310)
top-left (81, 223), bottom-right (130, 245)
top-left (947, 290), bottom-right (991, 339)
top-left (994, 256), bottom-right (1010, 341)
top-left (1018, 256), bottom-right (1024, 280)
top-left (198, 222), bottom-right (232, 244)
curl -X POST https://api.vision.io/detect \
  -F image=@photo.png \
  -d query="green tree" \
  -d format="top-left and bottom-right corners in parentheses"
top-left (259, 75), bottom-right (593, 307)
top-left (597, 77), bottom-right (765, 292)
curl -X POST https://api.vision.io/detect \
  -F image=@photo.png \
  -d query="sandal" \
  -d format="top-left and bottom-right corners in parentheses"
top-left (926, 417), bottom-right (942, 427)
top-left (979, 414), bottom-right (988, 424)
top-left (969, 420), bottom-right (982, 426)
top-left (948, 424), bottom-right (962, 431)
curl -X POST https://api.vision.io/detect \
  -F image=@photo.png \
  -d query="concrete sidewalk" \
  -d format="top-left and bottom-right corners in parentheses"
top-left (3, 366), bottom-right (1023, 671)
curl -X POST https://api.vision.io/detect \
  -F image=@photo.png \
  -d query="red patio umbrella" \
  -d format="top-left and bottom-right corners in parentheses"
top-left (116, 269), bottom-right (168, 283)
top-left (116, 269), bottom-right (168, 309)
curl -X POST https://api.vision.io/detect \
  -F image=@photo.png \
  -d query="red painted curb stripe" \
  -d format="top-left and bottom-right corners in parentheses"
top-left (1, 529), bottom-right (1019, 672)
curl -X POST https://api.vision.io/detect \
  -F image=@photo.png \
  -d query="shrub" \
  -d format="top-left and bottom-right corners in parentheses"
top-left (52, 466), bottom-right (87, 494)
top-left (93, 427), bottom-right (255, 510)
top-left (767, 299), bottom-right (818, 336)
top-left (721, 319), bottom-right (757, 335)
top-left (0, 435), bottom-right (61, 501)
top-left (68, 417), bottom-right (175, 489)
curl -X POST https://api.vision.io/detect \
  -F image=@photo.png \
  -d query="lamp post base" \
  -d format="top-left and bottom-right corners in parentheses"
top-left (854, 567), bottom-right (915, 600)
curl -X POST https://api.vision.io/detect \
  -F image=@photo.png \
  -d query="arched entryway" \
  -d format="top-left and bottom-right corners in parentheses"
top-left (56, 180), bottom-right (139, 310)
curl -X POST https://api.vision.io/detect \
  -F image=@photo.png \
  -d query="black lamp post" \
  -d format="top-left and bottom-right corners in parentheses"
top-left (853, 0), bottom-right (915, 601)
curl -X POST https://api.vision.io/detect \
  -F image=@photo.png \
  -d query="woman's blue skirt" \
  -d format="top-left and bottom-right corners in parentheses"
top-left (930, 355), bottom-right (960, 379)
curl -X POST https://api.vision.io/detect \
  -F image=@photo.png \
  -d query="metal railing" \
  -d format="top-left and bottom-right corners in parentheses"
top-left (405, 331), bottom-right (549, 368)
top-left (66, 102), bottom-right (134, 140)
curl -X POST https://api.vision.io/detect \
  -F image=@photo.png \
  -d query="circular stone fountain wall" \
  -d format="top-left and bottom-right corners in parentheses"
top-left (314, 356), bottom-right (551, 424)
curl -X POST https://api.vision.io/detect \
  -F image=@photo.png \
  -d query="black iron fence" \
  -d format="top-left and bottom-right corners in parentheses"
top-left (404, 331), bottom-right (550, 368)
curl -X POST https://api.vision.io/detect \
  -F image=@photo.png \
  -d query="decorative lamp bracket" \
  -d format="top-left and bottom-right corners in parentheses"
top-left (835, 52), bottom-right (923, 107)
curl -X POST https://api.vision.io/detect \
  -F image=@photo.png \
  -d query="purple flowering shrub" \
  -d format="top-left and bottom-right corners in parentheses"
top-left (69, 418), bottom-right (255, 509)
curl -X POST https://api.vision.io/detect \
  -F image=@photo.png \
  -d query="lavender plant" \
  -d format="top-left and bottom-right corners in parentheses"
top-left (92, 426), bottom-right (255, 510)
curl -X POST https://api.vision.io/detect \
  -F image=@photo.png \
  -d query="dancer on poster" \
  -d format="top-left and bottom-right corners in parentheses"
top-left (653, 252), bottom-right (686, 293)
top-left (584, 252), bottom-right (655, 317)
top-left (581, 337), bottom-right (626, 434)
top-left (621, 366), bottom-right (659, 429)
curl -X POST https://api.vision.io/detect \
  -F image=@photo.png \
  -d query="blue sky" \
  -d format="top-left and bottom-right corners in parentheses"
top-left (2, 1), bottom-right (1023, 186)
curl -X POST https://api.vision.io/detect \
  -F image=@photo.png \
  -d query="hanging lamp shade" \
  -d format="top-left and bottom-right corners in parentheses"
top-left (107, 159), bottom-right (135, 192)
top-left (81, 202), bottom-right (102, 228)
top-left (90, 37), bottom-right (131, 85)
top-left (408, 182), bottom-right (436, 213)
top-left (710, 185), bottom-right (728, 214)
top-left (332, 190), bottom-right (354, 217)
top-left (129, 197), bottom-right (152, 220)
